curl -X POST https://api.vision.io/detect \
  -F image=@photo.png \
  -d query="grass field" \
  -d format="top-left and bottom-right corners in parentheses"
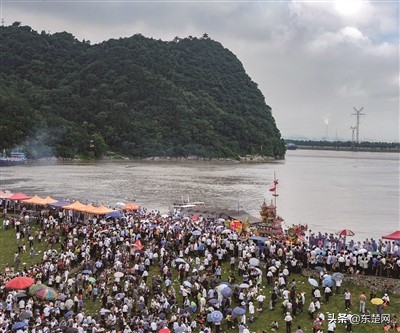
top-left (1, 220), bottom-right (399, 333)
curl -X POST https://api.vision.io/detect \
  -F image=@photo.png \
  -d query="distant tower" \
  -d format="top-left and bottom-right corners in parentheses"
top-left (352, 107), bottom-right (365, 144)
top-left (350, 126), bottom-right (357, 148)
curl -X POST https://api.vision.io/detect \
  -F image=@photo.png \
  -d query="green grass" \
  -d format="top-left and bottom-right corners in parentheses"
top-left (1, 222), bottom-right (399, 333)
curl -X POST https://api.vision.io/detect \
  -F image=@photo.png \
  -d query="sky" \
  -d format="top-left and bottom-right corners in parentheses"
top-left (1, 0), bottom-right (399, 142)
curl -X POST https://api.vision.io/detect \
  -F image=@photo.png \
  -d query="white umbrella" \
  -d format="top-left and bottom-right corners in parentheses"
top-left (114, 272), bottom-right (124, 278)
top-left (249, 258), bottom-right (260, 267)
top-left (65, 299), bottom-right (74, 310)
top-left (239, 283), bottom-right (250, 289)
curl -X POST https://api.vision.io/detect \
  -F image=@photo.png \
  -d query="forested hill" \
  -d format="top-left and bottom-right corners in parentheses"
top-left (0, 23), bottom-right (286, 159)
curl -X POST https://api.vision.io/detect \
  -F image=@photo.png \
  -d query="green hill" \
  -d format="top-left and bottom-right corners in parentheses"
top-left (0, 23), bottom-right (285, 159)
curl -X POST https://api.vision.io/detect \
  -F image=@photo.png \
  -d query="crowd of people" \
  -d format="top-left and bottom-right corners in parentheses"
top-left (0, 201), bottom-right (399, 333)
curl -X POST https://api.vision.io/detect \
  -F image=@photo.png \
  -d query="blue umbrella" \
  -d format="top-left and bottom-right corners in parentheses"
top-left (82, 270), bottom-right (92, 275)
top-left (249, 236), bottom-right (268, 242)
top-left (314, 266), bottom-right (323, 272)
top-left (208, 298), bottom-right (219, 305)
top-left (316, 249), bottom-right (326, 255)
top-left (210, 310), bottom-right (224, 323)
top-left (12, 322), bottom-right (28, 330)
top-left (64, 310), bottom-right (74, 319)
top-left (192, 230), bottom-right (201, 236)
top-left (323, 276), bottom-right (334, 287)
top-left (221, 287), bottom-right (233, 298)
top-left (232, 307), bottom-right (246, 316)
top-left (308, 278), bottom-right (319, 287)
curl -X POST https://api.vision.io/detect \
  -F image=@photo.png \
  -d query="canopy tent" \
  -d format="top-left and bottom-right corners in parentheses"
top-left (123, 203), bottom-right (140, 211)
top-left (48, 200), bottom-right (71, 208)
top-left (62, 201), bottom-right (88, 212)
top-left (90, 204), bottom-right (114, 215)
top-left (0, 191), bottom-right (14, 199)
top-left (22, 195), bottom-right (44, 205)
top-left (82, 204), bottom-right (96, 214)
top-left (382, 230), bottom-right (400, 240)
top-left (8, 192), bottom-right (31, 201)
top-left (39, 196), bottom-right (58, 205)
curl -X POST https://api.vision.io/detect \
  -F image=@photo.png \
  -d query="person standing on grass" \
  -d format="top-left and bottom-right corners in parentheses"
top-left (295, 326), bottom-right (304, 333)
top-left (284, 311), bottom-right (293, 333)
top-left (344, 290), bottom-right (352, 310)
top-left (359, 291), bottom-right (366, 313)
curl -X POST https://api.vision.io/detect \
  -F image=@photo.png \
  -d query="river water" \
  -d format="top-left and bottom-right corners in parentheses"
top-left (1, 150), bottom-right (398, 241)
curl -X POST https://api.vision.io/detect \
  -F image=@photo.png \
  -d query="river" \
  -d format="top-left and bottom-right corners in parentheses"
top-left (1, 150), bottom-right (398, 241)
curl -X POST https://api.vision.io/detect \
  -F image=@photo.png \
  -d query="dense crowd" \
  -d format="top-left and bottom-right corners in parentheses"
top-left (0, 203), bottom-right (399, 333)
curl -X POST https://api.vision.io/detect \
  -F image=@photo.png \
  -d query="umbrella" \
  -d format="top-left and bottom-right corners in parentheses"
top-left (65, 299), bottom-right (74, 309)
top-left (19, 311), bottom-right (32, 320)
top-left (35, 286), bottom-right (59, 300)
top-left (114, 272), bottom-right (124, 278)
top-left (221, 229), bottom-right (231, 234)
top-left (332, 272), bottom-right (344, 282)
top-left (183, 281), bottom-right (192, 288)
top-left (221, 287), bottom-right (233, 298)
top-left (12, 322), bottom-right (28, 330)
top-left (116, 292), bottom-right (126, 299)
top-left (358, 249), bottom-right (368, 254)
top-left (82, 270), bottom-right (92, 275)
top-left (323, 275), bottom-right (334, 287)
top-left (314, 266), bottom-right (323, 272)
top-left (192, 230), bottom-right (201, 236)
top-left (209, 310), bottom-right (224, 323)
top-left (232, 307), bottom-right (246, 316)
top-left (249, 258), bottom-right (260, 267)
top-left (316, 249), bottom-right (326, 255)
top-left (15, 291), bottom-right (28, 299)
top-left (308, 278), bottom-right (319, 287)
top-left (65, 328), bottom-right (79, 333)
top-left (29, 283), bottom-right (47, 295)
top-left (337, 229), bottom-right (355, 236)
top-left (5, 276), bottom-right (35, 290)
top-left (208, 298), bottom-right (219, 305)
top-left (64, 310), bottom-right (74, 319)
top-left (175, 258), bottom-right (186, 264)
top-left (239, 283), bottom-right (250, 289)
top-left (88, 277), bottom-right (96, 284)
top-left (371, 298), bottom-right (384, 305)
top-left (159, 329), bottom-right (171, 333)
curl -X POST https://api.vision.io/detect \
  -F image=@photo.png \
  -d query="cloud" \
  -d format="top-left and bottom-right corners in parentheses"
top-left (2, 0), bottom-right (399, 142)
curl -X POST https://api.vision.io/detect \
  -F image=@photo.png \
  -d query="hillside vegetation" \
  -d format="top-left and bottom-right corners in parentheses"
top-left (0, 23), bottom-right (285, 159)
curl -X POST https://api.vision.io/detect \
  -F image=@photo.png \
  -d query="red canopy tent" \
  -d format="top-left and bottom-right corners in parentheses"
top-left (8, 192), bottom-right (31, 201)
top-left (382, 230), bottom-right (400, 240)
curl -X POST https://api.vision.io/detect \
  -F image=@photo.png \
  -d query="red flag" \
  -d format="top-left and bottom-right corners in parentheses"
top-left (269, 187), bottom-right (276, 192)
top-left (274, 179), bottom-right (279, 185)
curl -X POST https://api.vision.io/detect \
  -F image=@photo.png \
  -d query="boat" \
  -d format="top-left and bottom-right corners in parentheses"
top-left (0, 150), bottom-right (27, 166)
top-left (170, 196), bottom-right (205, 215)
top-left (285, 143), bottom-right (298, 150)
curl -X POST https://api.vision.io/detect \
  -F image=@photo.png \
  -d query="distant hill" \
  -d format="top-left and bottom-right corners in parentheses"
top-left (0, 23), bottom-right (285, 159)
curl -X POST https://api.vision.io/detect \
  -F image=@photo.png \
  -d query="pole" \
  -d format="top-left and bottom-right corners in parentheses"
top-left (352, 107), bottom-right (365, 144)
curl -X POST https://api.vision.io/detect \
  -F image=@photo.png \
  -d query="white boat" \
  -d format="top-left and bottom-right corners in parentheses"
top-left (170, 196), bottom-right (205, 215)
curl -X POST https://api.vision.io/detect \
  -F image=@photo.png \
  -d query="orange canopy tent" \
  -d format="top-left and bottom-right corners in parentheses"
top-left (90, 204), bottom-right (114, 215)
top-left (22, 195), bottom-right (44, 205)
top-left (82, 204), bottom-right (96, 214)
top-left (62, 201), bottom-right (88, 212)
top-left (40, 196), bottom-right (58, 205)
top-left (123, 203), bottom-right (140, 211)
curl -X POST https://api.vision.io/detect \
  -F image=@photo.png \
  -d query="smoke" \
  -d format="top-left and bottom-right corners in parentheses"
top-left (323, 114), bottom-right (330, 126)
